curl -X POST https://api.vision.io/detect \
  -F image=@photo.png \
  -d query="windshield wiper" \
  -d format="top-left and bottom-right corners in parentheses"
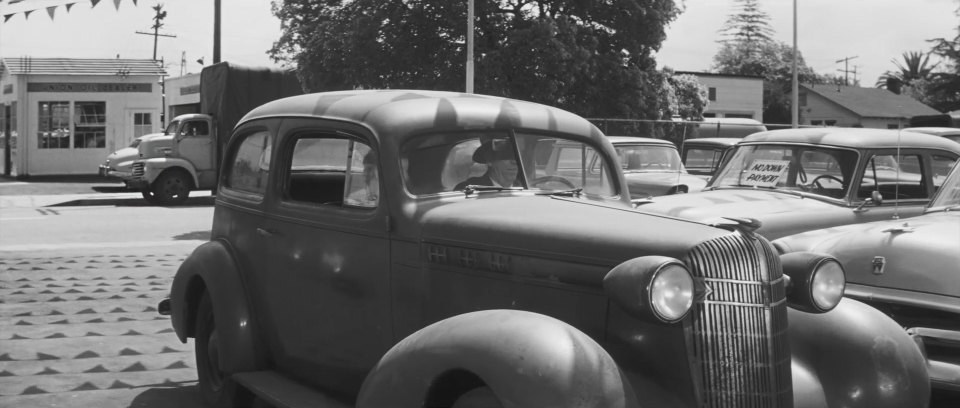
top-left (539, 188), bottom-right (583, 197)
top-left (463, 185), bottom-right (522, 196)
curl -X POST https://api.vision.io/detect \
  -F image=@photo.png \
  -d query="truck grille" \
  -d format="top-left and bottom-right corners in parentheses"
top-left (132, 162), bottom-right (144, 177)
top-left (684, 233), bottom-right (791, 408)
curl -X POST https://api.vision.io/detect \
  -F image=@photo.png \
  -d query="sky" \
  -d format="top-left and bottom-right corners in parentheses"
top-left (1, 0), bottom-right (958, 86)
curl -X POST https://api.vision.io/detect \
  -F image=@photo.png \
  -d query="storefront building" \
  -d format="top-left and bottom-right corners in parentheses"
top-left (0, 57), bottom-right (165, 176)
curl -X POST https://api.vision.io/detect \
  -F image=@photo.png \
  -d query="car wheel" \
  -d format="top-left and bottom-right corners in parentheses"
top-left (195, 293), bottom-right (253, 408)
top-left (151, 171), bottom-right (191, 205)
top-left (451, 387), bottom-right (504, 408)
top-left (140, 190), bottom-right (162, 205)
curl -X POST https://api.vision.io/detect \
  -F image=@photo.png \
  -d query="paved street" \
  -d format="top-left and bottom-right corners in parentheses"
top-left (1, 177), bottom-right (213, 408)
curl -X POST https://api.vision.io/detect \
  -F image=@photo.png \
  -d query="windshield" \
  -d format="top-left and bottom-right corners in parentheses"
top-left (928, 162), bottom-right (960, 209)
top-left (711, 144), bottom-right (858, 199)
top-left (401, 131), bottom-right (618, 197)
top-left (616, 144), bottom-right (685, 172)
top-left (164, 121), bottom-right (179, 135)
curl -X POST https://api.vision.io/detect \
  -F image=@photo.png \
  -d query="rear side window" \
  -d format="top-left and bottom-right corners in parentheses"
top-left (224, 130), bottom-right (272, 195)
top-left (859, 154), bottom-right (926, 200)
top-left (284, 135), bottom-right (378, 208)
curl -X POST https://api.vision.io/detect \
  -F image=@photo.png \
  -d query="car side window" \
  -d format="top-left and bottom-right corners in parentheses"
top-left (284, 135), bottom-right (378, 208)
top-left (931, 154), bottom-right (958, 191)
top-left (858, 154), bottom-right (926, 200)
top-left (180, 120), bottom-right (209, 137)
top-left (224, 130), bottom-right (272, 195)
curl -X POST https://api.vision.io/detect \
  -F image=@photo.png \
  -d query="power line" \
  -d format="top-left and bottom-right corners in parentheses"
top-left (135, 3), bottom-right (176, 61)
top-left (835, 55), bottom-right (858, 86)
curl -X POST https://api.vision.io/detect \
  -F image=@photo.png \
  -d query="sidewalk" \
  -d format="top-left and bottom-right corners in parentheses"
top-left (0, 175), bottom-right (213, 207)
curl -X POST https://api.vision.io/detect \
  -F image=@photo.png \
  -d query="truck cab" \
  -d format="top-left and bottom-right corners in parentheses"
top-left (125, 113), bottom-right (217, 205)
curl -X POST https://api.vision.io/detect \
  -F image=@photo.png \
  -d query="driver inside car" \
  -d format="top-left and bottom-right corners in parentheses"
top-left (455, 139), bottom-right (519, 190)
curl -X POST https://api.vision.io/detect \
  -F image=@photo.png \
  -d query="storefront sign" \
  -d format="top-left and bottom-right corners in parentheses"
top-left (27, 82), bottom-right (153, 93)
top-left (180, 84), bottom-right (200, 95)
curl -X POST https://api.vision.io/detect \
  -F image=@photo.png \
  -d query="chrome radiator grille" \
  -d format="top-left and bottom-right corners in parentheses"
top-left (684, 233), bottom-right (791, 408)
top-left (132, 162), bottom-right (144, 177)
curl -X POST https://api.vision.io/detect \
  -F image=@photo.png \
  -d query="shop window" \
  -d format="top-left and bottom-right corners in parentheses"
top-left (38, 101), bottom-right (70, 149)
top-left (134, 113), bottom-right (153, 139)
top-left (74, 102), bottom-right (106, 148)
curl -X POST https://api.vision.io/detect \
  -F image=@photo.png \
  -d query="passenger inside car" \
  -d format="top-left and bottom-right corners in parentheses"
top-left (455, 138), bottom-right (520, 190)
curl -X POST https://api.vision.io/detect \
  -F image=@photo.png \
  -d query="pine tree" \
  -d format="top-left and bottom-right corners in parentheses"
top-left (718, 0), bottom-right (775, 46)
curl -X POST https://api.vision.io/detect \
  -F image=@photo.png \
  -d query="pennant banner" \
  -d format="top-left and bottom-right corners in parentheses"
top-left (0, 0), bottom-right (137, 23)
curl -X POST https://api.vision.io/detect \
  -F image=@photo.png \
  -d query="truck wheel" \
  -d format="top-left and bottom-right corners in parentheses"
top-left (140, 190), bottom-right (161, 205)
top-left (152, 172), bottom-right (191, 205)
top-left (452, 387), bottom-right (503, 408)
top-left (195, 293), bottom-right (253, 408)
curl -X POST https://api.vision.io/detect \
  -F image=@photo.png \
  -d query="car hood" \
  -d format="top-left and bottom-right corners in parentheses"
top-left (635, 189), bottom-right (848, 239)
top-left (137, 134), bottom-right (175, 158)
top-left (774, 211), bottom-right (960, 298)
top-left (418, 195), bottom-right (732, 284)
top-left (624, 172), bottom-right (708, 197)
top-left (105, 146), bottom-right (139, 165)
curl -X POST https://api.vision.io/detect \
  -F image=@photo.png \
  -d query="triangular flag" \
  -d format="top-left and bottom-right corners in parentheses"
top-left (113, 0), bottom-right (122, 10)
top-left (133, 0), bottom-right (138, 6)
top-left (46, 6), bottom-right (57, 20)
top-left (24, 10), bottom-right (34, 20)
top-left (66, 3), bottom-right (76, 13)
top-left (91, 0), bottom-right (101, 8)
top-left (3, 15), bottom-right (14, 23)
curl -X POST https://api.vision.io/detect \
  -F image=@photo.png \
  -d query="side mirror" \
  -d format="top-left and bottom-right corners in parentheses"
top-left (854, 190), bottom-right (883, 212)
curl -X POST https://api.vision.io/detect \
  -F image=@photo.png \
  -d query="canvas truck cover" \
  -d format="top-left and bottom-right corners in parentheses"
top-left (200, 61), bottom-right (303, 163)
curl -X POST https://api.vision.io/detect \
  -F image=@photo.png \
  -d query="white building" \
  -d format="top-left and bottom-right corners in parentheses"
top-left (0, 57), bottom-right (165, 176)
top-left (677, 71), bottom-right (764, 120)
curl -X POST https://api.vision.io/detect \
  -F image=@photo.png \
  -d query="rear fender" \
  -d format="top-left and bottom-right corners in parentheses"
top-left (357, 310), bottom-right (639, 408)
top-left (788, 298), bottom-right (930, 408)
top-left (169, 240), bottom-right (264, 373)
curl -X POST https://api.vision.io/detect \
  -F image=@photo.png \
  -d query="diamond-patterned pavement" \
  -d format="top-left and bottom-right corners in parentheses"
top-left (0, 249), bottom-right (205, 407)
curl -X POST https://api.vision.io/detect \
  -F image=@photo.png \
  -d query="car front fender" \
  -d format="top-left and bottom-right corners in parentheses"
top-left (169, 240), bottom-right (264, 373)
top-left (788, 298), bottom-right (930, 408)
top-left (140, 157), bottom-right (199, 186)
top-left (357, 310), bottom-right (639, 408)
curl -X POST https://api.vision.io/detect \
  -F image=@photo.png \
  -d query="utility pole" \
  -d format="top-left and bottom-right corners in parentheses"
top-left (835, 55), bottom-right (858, 86)
top-left (214, 0), bottom-right (221, 63)
top-left (136, 3), bottom-right (176, 61)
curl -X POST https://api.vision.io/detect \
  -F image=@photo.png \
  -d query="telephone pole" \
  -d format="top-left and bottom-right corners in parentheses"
top-left (136, 3), bottom-right (176, 61)
top-left (835, 55), bottom-right (858, 86)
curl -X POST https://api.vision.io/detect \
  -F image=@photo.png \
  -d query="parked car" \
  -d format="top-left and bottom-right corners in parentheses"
top-left (903, 127), bottom-right (960, 143)
top-left (159, 90), bottom-right (929, 408)
top-left (693, 117), bottom-right (767, 138)
top-left (97, 135), bottom-right (149, 180)
top-left (679, 137), bottom-right (741, 179)
top-left (608, 136), bottom-right (706, 198)
top-left (636, 127), bottom-right (960, 240)
top-left (773, 159), bottom-right (960, 393)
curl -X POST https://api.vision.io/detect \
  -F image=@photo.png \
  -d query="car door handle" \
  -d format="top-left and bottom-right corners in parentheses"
top-left (256, 227), bottom-right (278, 237)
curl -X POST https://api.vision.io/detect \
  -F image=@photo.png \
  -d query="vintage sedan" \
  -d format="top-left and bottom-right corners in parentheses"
top-left (159, 90), bottom-right (929, 408)
top-left (98, 135), bottom-right (147, 179)
top-left (608, 136), bottom-right (706, 198)
top-left (637, 127), bottom-right (960, 240)
top-left (773, 161), bottom-right (960, 393)
top-left (679, 137), bottom-right (741, 179)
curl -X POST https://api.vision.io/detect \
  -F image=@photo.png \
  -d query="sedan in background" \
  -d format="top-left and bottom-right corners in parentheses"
top-left (773, 160), bottom-right (960, 393)
top-left (680, 137), bottom-right (741, 179)
top-left (636, 127), bottom-right (960, 240)
top-left (608, 136), bottom-right (706, 199)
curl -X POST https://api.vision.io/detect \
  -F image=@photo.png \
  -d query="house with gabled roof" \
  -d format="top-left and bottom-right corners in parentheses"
top-left (0, 57), bottom-right (165, 176)
top-left (794, 84), bottom-right (940, 129)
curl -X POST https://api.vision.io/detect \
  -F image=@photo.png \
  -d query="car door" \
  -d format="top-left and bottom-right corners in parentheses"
top-left (851, 149), bottom-right (959, 222)
top-left (255, 119), bottom-right (392, 396)
top-left (176, 118), bottom-right (215, 183)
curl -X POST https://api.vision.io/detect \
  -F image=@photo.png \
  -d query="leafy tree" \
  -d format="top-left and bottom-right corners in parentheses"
top-left (712, 40), bottom-right (825, 124)
top-left (268, 0), bottom-right (685, 123)
top-left (921, 1), bottom-right (960, 112)
top-left (875, 51), bottom-right (939, 90)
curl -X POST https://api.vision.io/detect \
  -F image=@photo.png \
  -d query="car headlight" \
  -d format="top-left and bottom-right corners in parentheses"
top-left (604, 256), bottom-right (695, 324)
top-left (780, 252), bottom-right (845, 313)
top-left (650, 263), bottom-right (695, 322)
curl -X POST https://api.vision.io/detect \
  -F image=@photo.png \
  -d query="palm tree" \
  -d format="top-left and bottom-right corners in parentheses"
top-left (876, 51), bottom-right (939, 90)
